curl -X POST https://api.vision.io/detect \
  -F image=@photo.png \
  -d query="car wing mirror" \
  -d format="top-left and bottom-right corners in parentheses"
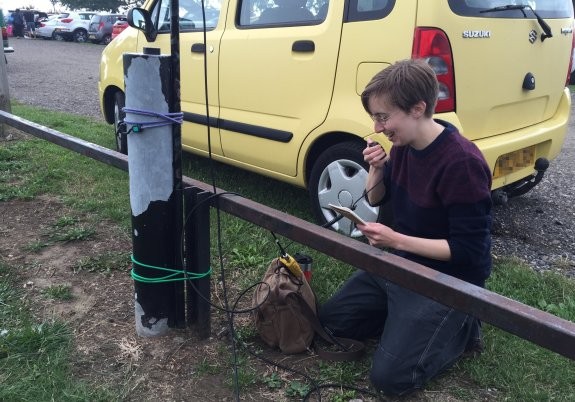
top-left (127, 7), bottom-right (157, 42)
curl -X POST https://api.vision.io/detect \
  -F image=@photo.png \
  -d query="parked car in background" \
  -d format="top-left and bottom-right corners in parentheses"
top-left (4, 9), bottom-right (13, 36)
top-left (53, 11), bottom-right (96, 42)
top-left (36, 13), bottom-right (67, 39)
top-left (0, 8), bottom-right (14, 55)
top-left (88, 13), bottom-right (124, 44)
top-left (111, 16), bottom-right (128, 40)
top-left (100, 0), bottom-right (575, 236)
top-left (5, 9), bottom-right (48, 37)
top-left (33, 11), bottom-right (49, 26)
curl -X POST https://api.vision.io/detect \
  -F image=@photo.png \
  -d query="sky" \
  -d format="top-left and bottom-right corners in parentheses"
top-left (0, 0), bottom-right (68, 12)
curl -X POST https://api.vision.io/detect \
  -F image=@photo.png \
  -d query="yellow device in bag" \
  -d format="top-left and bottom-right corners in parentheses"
top-left (279, 253), bottom-right (304, 279)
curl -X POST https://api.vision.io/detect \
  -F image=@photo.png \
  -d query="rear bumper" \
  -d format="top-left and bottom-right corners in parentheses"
top-left (474, 87), bottom-right (571, 190)
top-left (53, 29), bottom-right (74, 39)
top-left (88, 32), bottom-right (104, 41)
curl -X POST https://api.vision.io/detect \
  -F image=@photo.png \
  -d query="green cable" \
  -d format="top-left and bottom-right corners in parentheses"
top-left (130, 254), bottom-right (211, 283)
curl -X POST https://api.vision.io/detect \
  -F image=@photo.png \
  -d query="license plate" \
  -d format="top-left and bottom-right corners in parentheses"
top-left (89, 34), bottom-right (96, 39)
top-left (493, 146), bottom-right (536, 178)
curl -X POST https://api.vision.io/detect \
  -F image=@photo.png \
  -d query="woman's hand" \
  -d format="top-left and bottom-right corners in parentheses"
top-left (363, 141), bottom-right (389, 168)
top-left (357, 222), bottom-right (452, 261)
top-left (357, 222), bottom-right (397, 249)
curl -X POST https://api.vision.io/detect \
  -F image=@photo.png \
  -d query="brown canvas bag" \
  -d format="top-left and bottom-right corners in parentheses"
top-left (252, 258), bottom-right (316, 354)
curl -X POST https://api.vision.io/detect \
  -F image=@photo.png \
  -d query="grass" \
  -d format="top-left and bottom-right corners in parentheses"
top-left (0, 261), bottom-right (116, 401)
top-left (1, 103), bottom-right (575, 400)
top-left (42, 284), bottom-right (74, 301)
top-left (22, 214), bottom-right (97, 252)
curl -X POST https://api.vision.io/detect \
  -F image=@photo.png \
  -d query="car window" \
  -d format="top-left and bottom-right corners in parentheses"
top-left (448, 0), bottom-right (573, 18)
top-left (239, 0), bottom-right (325, 27)
top-left (346, 0), bottom-right (395, 22)
top-left (152, 0), bottom-right (221, 31)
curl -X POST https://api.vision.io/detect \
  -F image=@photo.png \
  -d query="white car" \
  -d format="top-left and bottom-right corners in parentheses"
top-left (52, 11), bottom-right (96, 42)
top-left (36, 13), bottom-right (68, 39)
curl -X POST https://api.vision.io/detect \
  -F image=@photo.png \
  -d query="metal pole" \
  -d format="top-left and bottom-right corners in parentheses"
top-left (0, 48), bottom-right (11, 139)
top-left (185, 187), bottom-right (211, 338)
top-left (124, 52), bottom-right (182, 336)
top-left (170, 0), bottom-right (185, 330)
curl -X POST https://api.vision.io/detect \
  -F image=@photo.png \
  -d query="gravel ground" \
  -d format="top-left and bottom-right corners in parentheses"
top-left (4, 38), bottom-right (575, 277)
top-left (5, 39), bottom-right (104, 120)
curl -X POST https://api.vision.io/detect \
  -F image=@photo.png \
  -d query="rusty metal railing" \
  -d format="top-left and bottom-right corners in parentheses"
top-left (1, 110), bottom-right (574, 360)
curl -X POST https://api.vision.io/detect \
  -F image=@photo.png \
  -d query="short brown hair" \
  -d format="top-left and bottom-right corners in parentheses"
top-left (361, 59), bottom-right (438, 118)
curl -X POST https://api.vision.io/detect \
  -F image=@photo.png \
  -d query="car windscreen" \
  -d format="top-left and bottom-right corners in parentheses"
top-left (448, 0), bottom-right (573, 18)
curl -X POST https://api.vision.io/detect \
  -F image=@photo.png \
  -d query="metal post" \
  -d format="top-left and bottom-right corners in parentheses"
top-left (124, 52), bottom-right (184, 336)
top-left (170, 0), bottom-right (185, 330)
top-left (0, 48), bottom-right (11, 139)
top-left (185, 187), bottom-right (211, 339)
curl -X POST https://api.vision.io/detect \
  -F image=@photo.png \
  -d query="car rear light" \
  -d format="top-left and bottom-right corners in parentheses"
top-left (61, 18), bottom-right (73, 23)
top-left (2, 27), bottom-right (7, 41)
top-left (412, 27), bottom-right (455, 113)
top-left (99, 21), bottom-right (105, 29)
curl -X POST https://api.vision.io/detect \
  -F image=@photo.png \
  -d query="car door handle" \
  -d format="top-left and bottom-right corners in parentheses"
top-left (292, 40), bottom-right (315, 53)
top-left (191, 43), bottom-right (206, 53)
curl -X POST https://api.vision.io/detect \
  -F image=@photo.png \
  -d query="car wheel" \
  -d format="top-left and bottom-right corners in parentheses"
top-left (53, 32), bottom-right (64, 41)
top-left (114, 92), bottom-right (128, 154)
top-left (74, 29), bottom-right (88, 43)
top-left (309, 141), bottom-right (388, 237)
top-left (102, 34), bottom-right (112, 45)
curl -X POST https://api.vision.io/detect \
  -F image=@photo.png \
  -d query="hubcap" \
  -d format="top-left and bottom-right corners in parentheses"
top-left (317, 159), bottom-right (379, 237)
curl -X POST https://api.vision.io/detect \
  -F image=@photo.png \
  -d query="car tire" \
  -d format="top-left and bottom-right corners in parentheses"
top-left (74, 29), bottom-right (88, 43)
top-left (308, 141), bottom-right (389, 237)
top-left (114, 92), bottom-right (128, 154)
top-left (102, 34), bottom-right (112, 45)
top-left (53, 32), bottom-right (64, 41)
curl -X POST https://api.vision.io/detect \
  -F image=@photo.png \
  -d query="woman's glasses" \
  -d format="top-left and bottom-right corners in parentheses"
top-left (369, 111), bottom-right (396, 124)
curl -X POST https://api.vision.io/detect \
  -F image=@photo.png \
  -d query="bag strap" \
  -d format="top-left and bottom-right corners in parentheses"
top-left (288, 293), bottom-right (365, 362)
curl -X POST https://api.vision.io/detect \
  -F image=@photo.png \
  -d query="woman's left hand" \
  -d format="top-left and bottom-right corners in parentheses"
top-left (356, 222), bottom-right (397, 249)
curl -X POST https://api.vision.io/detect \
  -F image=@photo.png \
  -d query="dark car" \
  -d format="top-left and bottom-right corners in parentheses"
top-left (88, 13), bottom-right (124, 45)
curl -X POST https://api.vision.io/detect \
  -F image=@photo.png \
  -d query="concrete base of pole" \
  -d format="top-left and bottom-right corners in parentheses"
top-left (135, 295), bottom-right (170, 337)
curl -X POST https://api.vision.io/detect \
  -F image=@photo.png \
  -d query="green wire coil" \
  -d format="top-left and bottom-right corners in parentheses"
top-left (130, 254), bottom-right (211, 283)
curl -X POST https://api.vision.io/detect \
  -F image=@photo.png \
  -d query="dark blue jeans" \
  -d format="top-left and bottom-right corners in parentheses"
top-left (319, 270), bottom-right (478, 395)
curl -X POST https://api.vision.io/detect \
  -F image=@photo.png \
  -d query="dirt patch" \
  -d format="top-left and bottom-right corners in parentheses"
top-left (0, 196), bottom-right (246, 401)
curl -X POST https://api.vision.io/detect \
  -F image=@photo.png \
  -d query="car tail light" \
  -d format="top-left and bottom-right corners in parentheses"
top-left (39, 22), bottom-right (46, 27)
top-left (412, 27), bottom-right (455, 113)
top-left (99, 21), bottom-right (105, 30)
top-left (2, 27), bottom-right (7, 41)
top-left (60, 18), bottom-right (73, 23)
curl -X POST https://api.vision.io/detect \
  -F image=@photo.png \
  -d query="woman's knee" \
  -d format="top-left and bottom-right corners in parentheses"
top-left (370, 364), bottom-right (420, 396)
top-left (370, 350), bottom-right (421, 396)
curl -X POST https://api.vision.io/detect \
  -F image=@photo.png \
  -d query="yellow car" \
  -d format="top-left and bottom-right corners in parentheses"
top-left (99, 0), bottom-right (574, 236)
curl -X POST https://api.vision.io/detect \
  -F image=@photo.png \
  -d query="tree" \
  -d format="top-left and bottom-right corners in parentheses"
top-left (49, 0), bottom-right (59, 13)
top-left (59, 0), bottom-right (142, 12)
